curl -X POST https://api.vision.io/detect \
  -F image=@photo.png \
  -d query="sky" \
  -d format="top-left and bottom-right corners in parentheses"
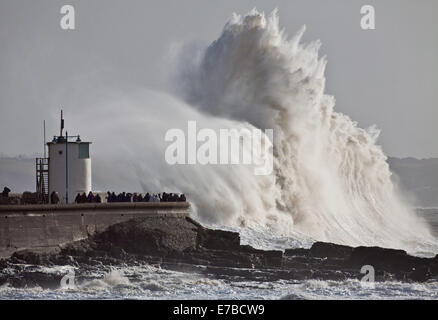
top-left (0, 0), bottom-right (437, 158)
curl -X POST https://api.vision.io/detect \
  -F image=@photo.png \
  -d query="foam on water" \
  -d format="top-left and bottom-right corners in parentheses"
top-left (1, 264), bottom-right (437, 300)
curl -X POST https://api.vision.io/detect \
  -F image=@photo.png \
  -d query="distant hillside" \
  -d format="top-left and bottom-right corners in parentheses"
top-left (1, 156), bottom-right (437, 207)
top-left (388, 157), bottom-right (438, 208)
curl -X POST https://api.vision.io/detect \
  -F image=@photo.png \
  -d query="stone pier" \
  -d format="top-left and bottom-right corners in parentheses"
top-left (0, 202), bottom-right (190, 258)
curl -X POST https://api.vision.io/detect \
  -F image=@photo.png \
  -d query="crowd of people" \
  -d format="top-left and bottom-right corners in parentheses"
top-left (71, 191), bottom-right (186, 204)
top-left (0, 187), bottom-right (186, 204)
top-left (74, 191), bottom-right (102, 204)
top-left (106, 191), bottom-right (186, 203)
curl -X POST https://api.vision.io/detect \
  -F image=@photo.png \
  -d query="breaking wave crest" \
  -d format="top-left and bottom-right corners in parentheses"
top-left (75, 9), bottom-right (436, 254)
top-left (168, 9), bottom-right (436, 252)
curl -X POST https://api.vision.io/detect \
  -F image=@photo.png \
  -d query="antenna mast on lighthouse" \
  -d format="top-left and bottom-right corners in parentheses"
top-left (60, 110), bottom-right (64, 137)
top-left (43, 120), bottom-right (46, 159)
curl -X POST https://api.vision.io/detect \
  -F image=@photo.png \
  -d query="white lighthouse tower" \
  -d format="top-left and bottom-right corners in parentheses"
top-left (46, 111), bottom-right (92, 204)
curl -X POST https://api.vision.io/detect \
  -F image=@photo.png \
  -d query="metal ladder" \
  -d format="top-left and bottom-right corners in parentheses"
top-left (36, 158), bottom-right (49, 204)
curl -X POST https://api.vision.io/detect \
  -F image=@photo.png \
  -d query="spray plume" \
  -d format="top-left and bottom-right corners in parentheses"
top-left (77, 9), bottom-right (436, 253)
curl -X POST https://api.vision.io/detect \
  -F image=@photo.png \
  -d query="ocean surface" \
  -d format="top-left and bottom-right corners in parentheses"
top-left (1, 265), bottom-right (438, 300)
top-left (0, 208), bottom-right (437, 300)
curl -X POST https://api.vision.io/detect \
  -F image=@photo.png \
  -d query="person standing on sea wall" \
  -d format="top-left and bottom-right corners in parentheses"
top-left (50, 191), bottom-right (60, 204)
top-left (1, 187), bottom-right (11, 198)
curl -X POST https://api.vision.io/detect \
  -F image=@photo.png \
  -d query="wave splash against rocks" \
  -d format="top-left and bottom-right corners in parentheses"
top-left (1, 217), bottom-right (437, 290)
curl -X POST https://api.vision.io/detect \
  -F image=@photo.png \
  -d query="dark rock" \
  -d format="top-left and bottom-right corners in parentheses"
top-left (409, 266), bottom-right (432, 282)
top-left (93, 217), bottom-right (198, 256)
top-left (11, 250), bottom-right (51, 265)
top-left (197, 228), bottom-right (240, 250)
top-left (262, 250), bottom-right (283, 267)
top-left (284, 248), bottom-right (309, 257)
top-left (348, 246), bottom-right (410, 271)
top-left (309, 242), bottom-right (354, 259)
top-left (109, 246), bottom-right (127, 259)
top-left (5, 270), bottom-right (63, 289)
top-left (2, 216), bottom-right (438, 285)
top-left (51, 254), bottom-right (79, 267)
top-left (0, 259), bottom-right (7, 269)
top-left (187, 217), bottom-right (240, 250)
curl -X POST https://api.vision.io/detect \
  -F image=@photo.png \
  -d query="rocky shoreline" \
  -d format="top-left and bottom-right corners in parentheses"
top-left (1, 216), bottom-right (437, 289)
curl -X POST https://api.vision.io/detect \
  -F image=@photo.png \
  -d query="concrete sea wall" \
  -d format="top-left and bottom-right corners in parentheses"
top-left (0, 202), bottom-right (190, 258)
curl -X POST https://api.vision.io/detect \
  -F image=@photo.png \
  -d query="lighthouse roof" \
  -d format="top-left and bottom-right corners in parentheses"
top-left (47, 135), bottom-right (92, 145)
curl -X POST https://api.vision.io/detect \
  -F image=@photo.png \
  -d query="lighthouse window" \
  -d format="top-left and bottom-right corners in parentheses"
top-left (79, 144), bottom-right (89, 159)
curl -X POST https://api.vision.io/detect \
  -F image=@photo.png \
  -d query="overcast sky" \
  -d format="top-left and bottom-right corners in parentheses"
top-left (0, 0), bottom-right (437, 158)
